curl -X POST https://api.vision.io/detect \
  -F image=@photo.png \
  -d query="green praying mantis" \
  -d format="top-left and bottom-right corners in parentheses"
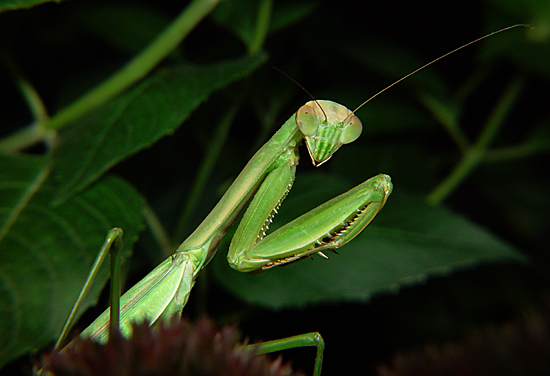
top-left (49, 99), bottom-right (390, 376)
top-left (49, 24), bottom-right (528, 376)
top-left (76, 100), bottom-right (391, 372)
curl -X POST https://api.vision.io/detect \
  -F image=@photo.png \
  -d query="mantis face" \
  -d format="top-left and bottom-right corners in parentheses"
top-left (295, 100), bottom-right (362, 166)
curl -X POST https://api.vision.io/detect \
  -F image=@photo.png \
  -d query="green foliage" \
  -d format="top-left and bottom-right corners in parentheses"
top-left (51, 56), bottom-right (265, 203)
top-left (0, 0), bottom-right (549, 373)
top-left (0, 154), bottom-right (145, 366)
top-left (0, 0), bottom-right (64, 13)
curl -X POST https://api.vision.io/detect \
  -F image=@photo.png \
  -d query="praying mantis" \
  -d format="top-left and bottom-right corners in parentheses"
top-left (70, 100), bottom-right (391, 371)
top-left (48, 24), bottom-right (528, 376)
top-left (48, 99), bottom-right (392, 376)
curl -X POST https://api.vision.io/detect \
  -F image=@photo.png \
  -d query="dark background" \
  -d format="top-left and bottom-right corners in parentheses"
top-left (1, 0), bottom-right (549, 374)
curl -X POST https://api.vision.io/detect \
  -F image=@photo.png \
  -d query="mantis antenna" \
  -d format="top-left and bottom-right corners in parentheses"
top-left (342, 23), bottom-right (531, 124)
top-left (273, 66), bottom-right (328, 122)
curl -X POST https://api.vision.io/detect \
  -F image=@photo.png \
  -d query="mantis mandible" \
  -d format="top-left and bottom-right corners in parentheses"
top-left (51, 23), bottom-right (528, 376)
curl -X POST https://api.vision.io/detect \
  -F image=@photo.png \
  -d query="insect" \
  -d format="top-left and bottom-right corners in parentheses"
top-left (50, 24), bottom-right (528, 376)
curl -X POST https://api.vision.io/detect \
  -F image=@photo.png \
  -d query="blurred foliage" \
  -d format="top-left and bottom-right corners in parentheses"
top-left (0, 0), bottom-right (549, 374)
top-left (377, 298), bottom-right (550, 376)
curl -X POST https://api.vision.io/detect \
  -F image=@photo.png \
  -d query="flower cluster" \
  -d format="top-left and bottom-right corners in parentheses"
top-left (43, 316), bottom-right (304, 376)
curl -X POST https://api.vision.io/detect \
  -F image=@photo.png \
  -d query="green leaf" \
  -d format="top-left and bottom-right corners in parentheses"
top-left (0, 0), bottom-right (63, 13)
top-left (51, 55), bottom-right (266, 204)
top-left (211, 173), bottom-right (527, 309)
top-left (0, 154), bottom-right (145, 367)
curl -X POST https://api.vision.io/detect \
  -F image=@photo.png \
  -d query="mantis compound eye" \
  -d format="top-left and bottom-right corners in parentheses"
top-left (339, 114), bottom-right (362, 144)
top-left (296, 104), bottom-right (319, 137)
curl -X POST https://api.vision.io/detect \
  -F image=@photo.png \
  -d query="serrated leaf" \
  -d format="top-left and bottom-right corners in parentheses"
top-left (51, 55), bottom-right (266, 204)
top-left (0, 154), bottom-right (145, 367)
top-left (0, 0), bottom-right (63, 13)
top-left (211, 173), bottom-right (526, 309)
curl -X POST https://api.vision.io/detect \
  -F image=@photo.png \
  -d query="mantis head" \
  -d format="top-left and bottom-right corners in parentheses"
top-left (295, 100), bottom-right (362, 167)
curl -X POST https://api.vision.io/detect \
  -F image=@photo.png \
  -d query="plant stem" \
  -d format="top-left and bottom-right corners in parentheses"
top-left (0, 123), bottom-right (48, 152)
top-left (426, 76), bottom-right (524, 205)
top-left (248, 0), bottom-right (272, 55)
top-left (0, 51), bottom-right (54, 152)
top-left (172, 96), bottom-right (243, 246)
top-left (47, 0), bottom-right (220, 131)
top-left (484, 143), bottom-right (546, 162)
top-left (143, 203), bottom-right (172, 258)
top-left (1, 51), bottom-right (49, 124)
top-left (0, 0), bottom-right (220, 154)
top-left (419, 93), bottom-right (469, 152)
top-left (173, 0), bottom-right (271, 243)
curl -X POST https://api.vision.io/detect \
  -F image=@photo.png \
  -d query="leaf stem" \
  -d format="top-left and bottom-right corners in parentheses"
top-left (0, 51), bottom-right (55, 152)
top-left (1, 51), bottom-right (49, 124)
top-left (46, 0), bottom-right (220, 131)
top-left (426, 75), bottom-right (524, 205)
top-left (0, 0), bottom-right (220, 154)
top-left (0, 123), bottom-right (49, 152)
top-left (143, 203), bottom-right (173, 258)
top-left (419, 93), bottom-right (469, 152)
top-left (484, 143), bottom-right (548, 162)
top-left (173, 0), bottom-right (271, 243)
top-left (248, 0), bottom-right (272, 55)
top-left (172, 96), bottom-right (243, 245)
top-left (0, 161), bottom-right (51, 244)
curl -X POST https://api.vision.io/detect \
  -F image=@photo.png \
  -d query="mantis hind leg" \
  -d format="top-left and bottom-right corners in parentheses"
top-left (251, 332), bottom-right (324, 376)
top-left (53, 228), bottom-right (124, 351)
